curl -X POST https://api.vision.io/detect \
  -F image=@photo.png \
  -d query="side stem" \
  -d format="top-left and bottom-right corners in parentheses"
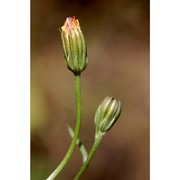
top-left (74, 135), bottom-right (103, 180)
top-left (47, 74), bottom-right (82, 180)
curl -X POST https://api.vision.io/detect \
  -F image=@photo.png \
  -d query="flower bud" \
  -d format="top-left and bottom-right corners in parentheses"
top-left (60, 16), bottom-right (88, 75)
top-left (95, 97), bottom-right (122, 135)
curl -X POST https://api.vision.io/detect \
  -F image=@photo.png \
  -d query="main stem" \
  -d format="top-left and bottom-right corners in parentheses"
top-left (74, 135), bottom-right (103, 180)
top-left (47, 75), bottom-right (82, 180)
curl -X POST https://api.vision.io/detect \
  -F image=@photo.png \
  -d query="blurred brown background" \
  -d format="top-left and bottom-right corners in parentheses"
top-left (31, 0), bottom-right (149, 179)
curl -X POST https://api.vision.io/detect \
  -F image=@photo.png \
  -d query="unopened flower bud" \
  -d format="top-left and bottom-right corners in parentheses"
top-left (95, 96), bottom-right (122, 135)
top-left (60, 16), bottom-right (88, 75)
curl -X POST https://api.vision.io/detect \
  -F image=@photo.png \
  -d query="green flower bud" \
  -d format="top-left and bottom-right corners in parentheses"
top-left (60, 16), bottom-right (88, 75)
top-left (95, 96), bottom-right (122, 135)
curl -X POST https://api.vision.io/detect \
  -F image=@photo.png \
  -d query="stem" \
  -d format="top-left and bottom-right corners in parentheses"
top-left (47, 75), bottom-right (82, 180)
top-left (74, 135), bottom-right (103, 180)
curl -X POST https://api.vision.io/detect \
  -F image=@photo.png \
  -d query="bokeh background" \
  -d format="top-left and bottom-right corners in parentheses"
top-left (31, 0), bottom-right (149, 179)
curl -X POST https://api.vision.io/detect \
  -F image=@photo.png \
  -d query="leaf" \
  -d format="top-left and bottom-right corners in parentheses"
top-left (67, 125), bottom-right (88, 163)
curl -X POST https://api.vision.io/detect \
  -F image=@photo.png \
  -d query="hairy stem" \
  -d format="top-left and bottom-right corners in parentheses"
top-left (47, 75), bottom-right (82, 180)
top-left (74, 135), bottom-right (103, 180)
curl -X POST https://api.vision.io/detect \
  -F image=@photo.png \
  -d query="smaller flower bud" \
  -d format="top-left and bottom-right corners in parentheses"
top-left (60, 16), bottom-right (88, 75)
top-left (95, 97), bottom-right (122, 135)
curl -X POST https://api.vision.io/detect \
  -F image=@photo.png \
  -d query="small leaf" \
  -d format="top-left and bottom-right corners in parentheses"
top-left (67, 125), bottom-right (88, 162)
